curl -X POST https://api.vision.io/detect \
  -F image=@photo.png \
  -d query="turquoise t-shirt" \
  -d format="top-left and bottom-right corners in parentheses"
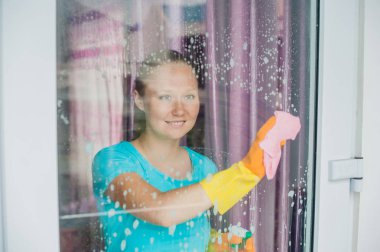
top-left (92, 141), bottom-right (217, 252)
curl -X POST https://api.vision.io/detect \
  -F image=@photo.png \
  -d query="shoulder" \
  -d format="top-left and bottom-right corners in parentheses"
top-left (94, 142), bottom-right (136, 162)
top-left (92, 142), bottom-right (146, 195)
top-left (185, 147), bottom-right (218, 175)
top-left (92, 142), bottom-right (142, 173)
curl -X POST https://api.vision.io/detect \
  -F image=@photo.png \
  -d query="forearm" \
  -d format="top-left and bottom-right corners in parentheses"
top-left (155, 183), bottom-right (212, 226)
top-left (107, 173), bottom-right (212, 227)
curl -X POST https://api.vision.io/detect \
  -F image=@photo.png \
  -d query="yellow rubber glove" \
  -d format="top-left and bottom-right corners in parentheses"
top-left (200, 116), bottom-right (277, 215)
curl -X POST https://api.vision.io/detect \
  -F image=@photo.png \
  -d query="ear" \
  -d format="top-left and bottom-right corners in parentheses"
top-left (134, 90), bottom-right (145, 111)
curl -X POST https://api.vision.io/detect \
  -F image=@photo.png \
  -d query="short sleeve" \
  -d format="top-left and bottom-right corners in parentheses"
top-left (187, 149), bottom-right (218, 180)
top-left (202, 156), bottom-right (218, 176)
top-left (92, 146), bottom-right (144, 200)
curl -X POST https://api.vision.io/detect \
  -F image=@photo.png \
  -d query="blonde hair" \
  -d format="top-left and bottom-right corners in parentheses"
top-left (135, 50), bottom-right (195, 96)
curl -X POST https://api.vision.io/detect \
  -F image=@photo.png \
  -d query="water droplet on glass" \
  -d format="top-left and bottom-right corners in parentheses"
top-left (151, 192), bottom-right (157, 200)
top-left (168, 225), bottom-right (176, 235)
top-left (243, 42), bottom-right (248, 50)
top-left (213, 201), bottom-right (218, 215)
top-left (124, 228), bottom-right (131, 236)
top-left (120, 240), bottom-right (126, 251)
top-left (108, 209), bottom-right (116, 217)
top-left (288, 190), bottom-right (295, 197)
top-left (186, 171), bottom-right (193, 181)
top-left (230, 58), bottom-right (235, 68)
top-left (133, 219), bottom-right (139, 229)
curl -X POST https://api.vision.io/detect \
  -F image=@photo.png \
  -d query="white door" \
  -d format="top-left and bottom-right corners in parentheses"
top-left (314, 0), bottom-right (380, 252)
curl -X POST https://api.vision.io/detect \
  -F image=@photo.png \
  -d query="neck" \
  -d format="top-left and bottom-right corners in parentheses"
top-left (134, 132), bottom-right (182, 162)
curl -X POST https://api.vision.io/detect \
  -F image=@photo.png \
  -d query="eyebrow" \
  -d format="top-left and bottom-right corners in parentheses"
top-left (155, 88), bottom-right (198, 93)
top-left (184, 88), bottom-right (198, 92)
top-left (155, 90), bottom-right (173, 94)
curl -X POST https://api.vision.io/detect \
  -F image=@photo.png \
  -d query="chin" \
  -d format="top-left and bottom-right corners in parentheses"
top-left (165, 129), bottom-right (191, 140)
top-left (149, 121), bottom-right (196, 140)
top-left (162, 128), bottom-right (193, 141)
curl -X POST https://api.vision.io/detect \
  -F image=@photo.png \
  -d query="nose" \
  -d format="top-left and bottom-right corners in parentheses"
top-left (172, 99), bottom-right (185, 116)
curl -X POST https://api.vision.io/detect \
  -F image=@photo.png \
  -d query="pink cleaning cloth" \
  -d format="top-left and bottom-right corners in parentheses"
top-left (259, 111), bottom-right (301, 180)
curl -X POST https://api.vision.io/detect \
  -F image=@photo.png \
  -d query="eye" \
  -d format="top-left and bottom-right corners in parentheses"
top-left (184, 94), bottom-right (196, 100)
top-left (158, 95), bottom-right (171, 101)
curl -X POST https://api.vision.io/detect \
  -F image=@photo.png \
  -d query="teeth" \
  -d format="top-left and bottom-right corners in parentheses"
top-left (167, 121), bottom-right (185, 126)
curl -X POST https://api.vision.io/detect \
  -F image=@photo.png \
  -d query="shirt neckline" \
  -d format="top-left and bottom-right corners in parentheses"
top-left (122, 141), bottom-right (195, 182)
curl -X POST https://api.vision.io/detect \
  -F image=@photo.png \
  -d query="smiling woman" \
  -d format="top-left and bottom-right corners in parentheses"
top-left (91, 51), bottom-right (216, 251)
top-left (91, 50), bottom-right (212, 251)
top-left (91, 50), bottom-right (300, 251)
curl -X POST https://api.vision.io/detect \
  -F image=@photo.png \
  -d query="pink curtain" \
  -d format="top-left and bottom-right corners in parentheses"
top-left (204, 0), bottom-right (312, 251)
top-left (65, 5), bottom-right (125, 214)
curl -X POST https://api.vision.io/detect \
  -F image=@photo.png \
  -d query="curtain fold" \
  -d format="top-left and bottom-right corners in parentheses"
top-left (227, 0), bottom-right (253, 230)
top-left (204, 1), bottom-right (310, 251)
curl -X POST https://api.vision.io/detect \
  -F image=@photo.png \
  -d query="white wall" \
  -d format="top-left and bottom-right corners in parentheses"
top-left (0, 0), bottom-right (4, 250)
top-left (0, 0), bottom-right (59, 251)
top-left (357, 0), bottom-right (380, 251)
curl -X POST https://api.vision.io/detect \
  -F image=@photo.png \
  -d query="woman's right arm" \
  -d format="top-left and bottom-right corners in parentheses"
top-left (105, 112), bottom-right (300, 227)
top-left (105, 172), bottom-right (213, 227)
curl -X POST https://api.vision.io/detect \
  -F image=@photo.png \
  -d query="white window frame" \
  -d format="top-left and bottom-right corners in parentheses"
top-left (356, 0), bottom-right (380, 251)
top-left (1, 1), bottom-right (5, 250)
top-left (0, 0), bottom-right (59, 251)
top-left (314, 0), bottom-right (361, 251)
top-left (2, 0), bottom-right (379, 251)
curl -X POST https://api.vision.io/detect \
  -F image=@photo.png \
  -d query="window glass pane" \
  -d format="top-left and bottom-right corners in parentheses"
top-left (57, 0), bottom-right (317, 251)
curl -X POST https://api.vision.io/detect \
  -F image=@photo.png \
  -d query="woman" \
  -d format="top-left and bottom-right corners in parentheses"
top-left (92, 50), bottom-right (300, 251)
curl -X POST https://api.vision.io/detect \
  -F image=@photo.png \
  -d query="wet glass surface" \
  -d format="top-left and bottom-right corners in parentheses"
top-left (57, 0), bottom-right (317, 251)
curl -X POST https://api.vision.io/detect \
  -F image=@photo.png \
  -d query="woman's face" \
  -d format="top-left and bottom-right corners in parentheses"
top-left (135, 62), bottom-right (200, 141)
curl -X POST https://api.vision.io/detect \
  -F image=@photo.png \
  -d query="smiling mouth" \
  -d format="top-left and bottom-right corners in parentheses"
top-left (165, 121), bottom-right (186, 127)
